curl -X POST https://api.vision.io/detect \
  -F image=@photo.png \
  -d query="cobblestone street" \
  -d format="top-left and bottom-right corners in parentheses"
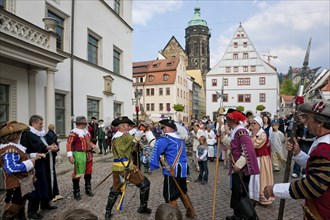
top-left (3, 153), bottom-right (303, 220)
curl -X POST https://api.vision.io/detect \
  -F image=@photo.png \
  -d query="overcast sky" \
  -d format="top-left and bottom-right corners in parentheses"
top-left (132, 0), bottom-right (329, 75)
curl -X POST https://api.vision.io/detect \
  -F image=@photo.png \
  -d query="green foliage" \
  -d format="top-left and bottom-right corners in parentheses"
top-left (280, 79), bottom-right (299, 95)
top-left (256, 105), bottom-right (266, 111)
top-left (236, 106), bottom-right (244, 112)
top-left (173, 104), bottom-right (185, 112)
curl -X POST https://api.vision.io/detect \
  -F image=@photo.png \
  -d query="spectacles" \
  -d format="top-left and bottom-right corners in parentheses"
top-left (251, 122), bottom-right (258, 125)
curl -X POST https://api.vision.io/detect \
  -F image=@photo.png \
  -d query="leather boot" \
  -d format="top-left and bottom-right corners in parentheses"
top-left (2, 210), bottom-right (17, 220)
top-left (72, 178), bottom-right (81, 200)
top-left (105, 187), bottom-right (119, 220)
top-left (84, 174), bottom-right (94, 197)
top-left (137, 178), bottom-right (151, 214)
top-left (17, 207), bottom-right (27, 220)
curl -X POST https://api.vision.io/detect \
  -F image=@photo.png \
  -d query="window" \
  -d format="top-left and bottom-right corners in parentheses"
top-left (202, 42), bottom-right (205, 55)
top-left (236, 34), bottom-right (240, 38)
top-left (223, 78), bottom-right (228, 86)
top-left (259, 77), bottom-right (266, 85)
top-left (212, 79), bottom-right (217, 87)
top-left (234, 66), bottom-right (238, 72)
top-left (150, 88), bottom-right (154, 96)
top-left (151, 103), bottom-right (155, 111)
top-left (146, 103), bottom-right (150, 111)
top-left (260, 93), bottom-right (266, 102)
top-left (243, 66), bottom-right (248, 72)
top-left (146, 89), bottom-right (150, 96)
top-left (243, 42), bottom-right (247, 48)
top-left (55, 94), bottom-right (65, 136)
top-left (180, 90), bottom-right (182, 98)
top-left (167, 62), bottom-right (173, 66)
top-left (159, 103), bottom-right (164, 111)
top-left (163, 74), bottom-right (169, 81)
top-left (87, 99), bottom-right (99, 119)
top-left (159, 88), bottom-right (163, 96)
top-left (245, 78), bottom-right (250, 85)
top-left (148, 75), bottom-right (154, 82)
top-left (233, 42), bottom-right (238, 48)
top-left (88, 34), bottom-right (98, 64)
top-left (233, 53), bottom-right (238, 59)
top-left (0, 0), bottom-right (4, 8)
top-left (238, 94), bottom-right (251, 102)
top-left (223, 94), bottom-right (228, 102)
top-left (166, 103), bottom-right (171, 112)
top-left (251, 66), bottom-right (256, 72)
top-left (241, 34), bottom-right (245, 38)
top-left (114, 102), bottom-right (122, 117)
top-left (238, 78), bottom-right (244, 85)
top-left (166, 87), bottom-right (170, 95)
top-left (226, 67), bottom-right (231, 73)
top-left (243, 53), bottom-right (249, 59)
top-left (194, 42), bottom-right (198, 54)
top-left (47, 11), bottom-right (64, 50)
top-left (212, 94), bottom-right (217, 102)
top-left (114, 0), bottom-right (120, 14)
top-left (152, 63), bottom-right (159, 68)
top-left (113, 49), bottom-right (121, 74)
top-left (0, 84), bottom-right (9, 125)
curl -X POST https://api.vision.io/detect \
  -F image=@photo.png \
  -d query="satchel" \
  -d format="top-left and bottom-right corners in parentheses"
top-left (15, 170), bottom-right (35, 197)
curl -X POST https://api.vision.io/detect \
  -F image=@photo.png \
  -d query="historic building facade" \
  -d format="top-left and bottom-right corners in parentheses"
top-left (0, 0), bottom-right (133, 135)
top-left (206, 24), bottom-right (280, 119)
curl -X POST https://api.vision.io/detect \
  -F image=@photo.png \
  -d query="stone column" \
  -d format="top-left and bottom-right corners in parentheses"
top-left (46, 68), bottom-right (57, 127)
top-left (28, 69), bottom-right (38, 116)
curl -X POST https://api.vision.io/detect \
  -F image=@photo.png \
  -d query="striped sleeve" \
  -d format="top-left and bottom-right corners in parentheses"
top-left (289, 157), bottom-right (330, 199)
top-left (2, 153), bottom-right (28, 174)
top-left (66, 133), bottom-right (75, 157)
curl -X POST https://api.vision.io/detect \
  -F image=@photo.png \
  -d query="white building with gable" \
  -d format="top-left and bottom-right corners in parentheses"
top-left (0, 0), bottom-right (133, 136)
top-left (206, 24), bottom-right (280, 119)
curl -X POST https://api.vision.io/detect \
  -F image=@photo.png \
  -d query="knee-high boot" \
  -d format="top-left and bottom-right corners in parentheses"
top-left (84, 174), bottom-right (94, 197)
top-left (105, 187), bottom-right (120, 220)
top-left (137, 177), bottom-right (152, 214)
top-left (72, 178), bottom-right (81, 200)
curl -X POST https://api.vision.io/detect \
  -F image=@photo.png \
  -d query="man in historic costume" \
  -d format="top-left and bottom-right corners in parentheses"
top-left (104, 116), bottom-right (152, 220)
top-left (225, 111), bottom-right (259, 220)
top-left (0, 121), bottom-right (45, 219)
top-left (150, 119), bottom-right (196, 218)
top-left (66, 116), bottom-right (96, 200)
top-left (20, 115), bottom-right (59, 219)
top-left (97, 119), bottom-right (107, 155)
top-left (88, 116), bottom-right (98, 146)
top-left (264, 99), bottom-right (330, 220)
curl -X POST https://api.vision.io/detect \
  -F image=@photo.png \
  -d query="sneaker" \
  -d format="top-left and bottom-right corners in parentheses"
top-left (302, 174), bottom-right (306, 178)
top-left (291, 173), bottom-right (298, 178)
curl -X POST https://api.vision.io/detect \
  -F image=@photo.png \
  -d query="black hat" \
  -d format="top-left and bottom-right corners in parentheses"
top-left (91, 116), bottom-right (97, 120)
top-left (111, 116), bottom-right (135, 127)
top-left (159, 119), bottom-right (177, 131)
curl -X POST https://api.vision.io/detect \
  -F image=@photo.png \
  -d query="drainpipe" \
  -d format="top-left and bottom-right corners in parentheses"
top-left (70, 0), bottom-right (75, 129)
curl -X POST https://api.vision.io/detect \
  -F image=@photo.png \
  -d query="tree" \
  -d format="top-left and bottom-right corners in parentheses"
top-left (173, 104), bottom-right (185, 121)
top-left (280, 79), bottom-right (299, 95)
top-left (256, 105), bottom-right (266, 111)
top-left (236, 106), bottom-right (244, 112)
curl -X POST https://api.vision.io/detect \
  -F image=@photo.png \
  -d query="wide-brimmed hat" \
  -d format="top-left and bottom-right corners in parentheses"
top-left (74, 116), bottom-right (88, 124)
top-left (298, 99), bottom-right (330, 118)
top-left (159, 119), bottom-right (177, 131)
top-left (111, 116), bottom-right (135, 127)
top-left (0, 121), bottom-right (29, 138)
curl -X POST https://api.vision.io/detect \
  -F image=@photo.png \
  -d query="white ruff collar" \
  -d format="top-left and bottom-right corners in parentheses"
top-left (309, 133), bottom-right (330, 154)
top-left (166, 132), bottom-right (181, 139)
top-left (71, 128), bottom-right (89, 137)
top-left (0, 142), bottom-right (27, 153)
top-left (256, 128), bottom-right (265, 136)
top-left (230, 125), bottom-right (248, 140)
top-left (112, 131), bottom-right (125, 140)
top-left (29, 126), bottom-right (46, 137)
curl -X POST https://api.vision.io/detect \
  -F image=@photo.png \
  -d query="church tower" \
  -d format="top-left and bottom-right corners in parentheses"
top-left (185, 3), bottom-right (211, 87)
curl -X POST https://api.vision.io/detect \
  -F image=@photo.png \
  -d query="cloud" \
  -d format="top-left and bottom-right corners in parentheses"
top-left (211, 1), bottom-right (329, 73)
top-left (133, 0), bottom-right (183, 26)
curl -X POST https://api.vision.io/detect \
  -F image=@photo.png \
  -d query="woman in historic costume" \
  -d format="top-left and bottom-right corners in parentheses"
top-left (66, 116), bottom-right (96, 200)
top-left (0, 121), bottom-right (45, 219)
top-left (249, 116), bottom-right (274, 205)
top-left (225, 111), bottom-right (259, 220)
top-left (104, 116), bottom-right (153, 220)
top-left (150, 119), bottom-right (196, 218)
top-left (264, 99), bottom-right (330, 220)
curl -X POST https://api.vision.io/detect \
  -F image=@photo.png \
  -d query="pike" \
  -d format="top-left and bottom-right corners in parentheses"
top-left (278, 38), bottom-right (320, 220)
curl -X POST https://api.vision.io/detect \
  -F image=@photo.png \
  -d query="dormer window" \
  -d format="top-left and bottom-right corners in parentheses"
top-left (166, 62), bottom-right (173, 66)
top-left (148, 75), bottom-right (154, 82)
top-left (152, 64), bottom-right (159, 68)
top-left (163, 74), bottom-right (169, 81)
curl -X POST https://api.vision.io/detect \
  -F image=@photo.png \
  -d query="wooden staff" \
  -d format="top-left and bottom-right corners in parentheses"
top-left (212, 106), bottom-right (224, 220)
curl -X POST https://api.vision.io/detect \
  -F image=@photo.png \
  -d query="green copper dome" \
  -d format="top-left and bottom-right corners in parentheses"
top-left (188, 4), bottom-right (207, 27)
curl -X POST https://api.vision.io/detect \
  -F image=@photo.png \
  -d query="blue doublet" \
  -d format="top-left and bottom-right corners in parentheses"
top-left (150, 133), bottom-right (188, 178)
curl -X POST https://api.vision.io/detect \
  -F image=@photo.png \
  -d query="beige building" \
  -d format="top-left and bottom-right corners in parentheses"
top-left (132, 58), bottom-right (190, 123)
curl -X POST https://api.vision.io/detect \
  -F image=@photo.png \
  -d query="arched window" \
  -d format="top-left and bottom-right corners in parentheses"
top-left (163, 74), bottom-right (169, 81)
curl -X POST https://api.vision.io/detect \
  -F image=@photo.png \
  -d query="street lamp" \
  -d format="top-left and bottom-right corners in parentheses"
top-left (134, 88), bottom-right (143, 124)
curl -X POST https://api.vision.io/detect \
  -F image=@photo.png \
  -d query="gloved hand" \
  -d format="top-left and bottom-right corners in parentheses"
top-left (134, 130), bottom-right (145, 142)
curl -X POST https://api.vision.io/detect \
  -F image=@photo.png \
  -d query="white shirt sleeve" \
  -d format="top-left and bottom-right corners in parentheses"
top-left (200, 149), bottom-right (208, 160)
top-left (292, 150), bottom-right (309, 168)
top-left (273, 183), bottom-right (292, 199)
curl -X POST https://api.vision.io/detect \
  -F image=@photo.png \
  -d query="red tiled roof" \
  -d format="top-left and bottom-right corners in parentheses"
top-left (321, 79), bottom-right (330, 91)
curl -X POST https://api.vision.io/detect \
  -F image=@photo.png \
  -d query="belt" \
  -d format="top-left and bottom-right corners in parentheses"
top-left (114, 158), bottom-right (128, 163)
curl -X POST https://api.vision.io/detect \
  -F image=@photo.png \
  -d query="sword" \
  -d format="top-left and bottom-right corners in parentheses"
top-left (93, 171), bottom-right (113, 191)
